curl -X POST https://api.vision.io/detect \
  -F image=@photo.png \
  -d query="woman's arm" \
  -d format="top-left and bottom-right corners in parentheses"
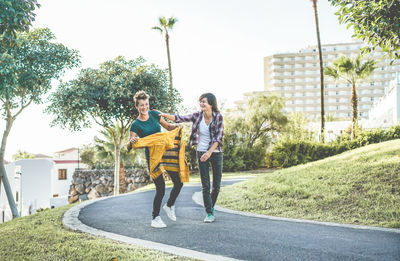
top-left (159, 117), bottom-right (179, 131)
top-left (200, 142), bottom-right (219, 162)
top-left (156, 109), bottom-right (198, 123)
top-left (159, 112), bottom-right (176, 122)
top-left (127, 131), bottom-right (139, 152)
top-left (129, 131), bottom-right (139, 143)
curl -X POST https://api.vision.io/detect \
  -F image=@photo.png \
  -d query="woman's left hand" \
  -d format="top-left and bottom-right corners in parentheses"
top-left (200, 151), bottom-right (212, 162)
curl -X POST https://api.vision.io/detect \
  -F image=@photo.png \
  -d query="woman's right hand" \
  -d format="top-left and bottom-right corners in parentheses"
top-left (129, 136), bottom-right (139, 144)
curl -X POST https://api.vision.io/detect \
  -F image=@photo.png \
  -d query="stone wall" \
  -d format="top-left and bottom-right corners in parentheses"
top-left (68, 168), bottom-right (151, 204)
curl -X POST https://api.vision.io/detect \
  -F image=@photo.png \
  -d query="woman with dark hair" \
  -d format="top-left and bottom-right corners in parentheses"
top-left (159, 93), bottom-right (224, 223)
top-left (129, 90), bottom-right (183, 228)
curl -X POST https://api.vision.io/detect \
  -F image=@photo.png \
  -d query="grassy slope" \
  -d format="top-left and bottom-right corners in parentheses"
top-left (218, 139), bottom-right (400, 228)
top-left (0, 203), bottom-right (192, 261)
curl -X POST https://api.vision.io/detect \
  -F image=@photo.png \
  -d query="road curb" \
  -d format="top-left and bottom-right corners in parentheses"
top-left (63, 189), bottom-right (240, 261)
top-left (192, 191), bottom-right (400, 234)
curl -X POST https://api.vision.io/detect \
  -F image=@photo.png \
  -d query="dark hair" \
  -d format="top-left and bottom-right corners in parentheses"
top-left (134, 90), bottom-right (149, 107)
top-left (199, 93), bottom-right (219, 112)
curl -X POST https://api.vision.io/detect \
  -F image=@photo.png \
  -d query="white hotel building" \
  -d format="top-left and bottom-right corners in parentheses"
top-left (263, 42), bottom-right (400, 120)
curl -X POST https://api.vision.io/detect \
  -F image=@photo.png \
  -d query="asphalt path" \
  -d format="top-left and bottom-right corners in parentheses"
top-left (79, 180), bottom-right (400, 261)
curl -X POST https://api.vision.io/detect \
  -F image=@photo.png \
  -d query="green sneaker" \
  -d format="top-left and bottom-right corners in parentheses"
top-left (204, 213), bottom-right (215, 223)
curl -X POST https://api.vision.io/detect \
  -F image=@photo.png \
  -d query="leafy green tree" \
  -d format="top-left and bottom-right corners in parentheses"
top-left (223, 94), bottom-right (288, 171)
top-left (329, 0), bottom-right (400, 61)
top-left (12, 150), bottom-right (35, 161)
top-left (0, 0), bottom-right (40, 45)
top-left (46, 56), bottom-right (181, 195)
top-left (152, 16), bottom-right (178, 93)
top-left (310, 0), bottom-right (326, 143)
top-left (325, 55), bottom-right (377, 139)
top-left (280, 113), bottom-right (316, 142)
top-left (80, 145), bottom-right (96, 169)
top-left (0, 28), bottom-right (79, 218)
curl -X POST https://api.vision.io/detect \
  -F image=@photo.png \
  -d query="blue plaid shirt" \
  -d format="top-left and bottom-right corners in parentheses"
top-left (175, 111), bottom-right (224, 151)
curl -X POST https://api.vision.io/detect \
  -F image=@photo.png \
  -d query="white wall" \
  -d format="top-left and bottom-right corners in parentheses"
top-left (1, 159), bottom-right (54, 223)
top-left (366, 76), bottom-right (400, 128)
top-left (51, 163), bottom-right (76, 198)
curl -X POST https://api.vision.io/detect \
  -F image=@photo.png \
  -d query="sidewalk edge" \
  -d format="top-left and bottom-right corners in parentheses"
top-left (192, 191), bottom-right (400, 234)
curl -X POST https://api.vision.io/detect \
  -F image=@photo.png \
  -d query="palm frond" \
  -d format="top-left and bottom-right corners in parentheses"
top-left (158, 16), bottom-right (167, 26)
top-left (167, 17), bottom-right (178, 29)
top-left (324, 66), bottom-right (339, 79)
top-left (152, 26), bottom-right (163, 33)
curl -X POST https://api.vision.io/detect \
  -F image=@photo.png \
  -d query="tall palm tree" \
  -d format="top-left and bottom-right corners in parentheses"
top-left (311, 0), bottom-right (325, 143)
top-left (325, 55), bottom-right (377, 139)
top-left (152, 16), bottom-right (178, 93)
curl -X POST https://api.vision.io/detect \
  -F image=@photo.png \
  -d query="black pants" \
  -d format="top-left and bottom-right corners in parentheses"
top-left (152, 172), bottom-right (183, 219)
top-left (197, 151), bottom-right (223, 214)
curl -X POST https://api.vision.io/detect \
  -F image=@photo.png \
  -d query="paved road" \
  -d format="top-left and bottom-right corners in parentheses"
top-left (79, 180), bottom-right (400, 261)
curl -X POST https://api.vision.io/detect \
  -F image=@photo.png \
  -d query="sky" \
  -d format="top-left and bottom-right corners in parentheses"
top-left (1, 0), bottom-right (355, 161)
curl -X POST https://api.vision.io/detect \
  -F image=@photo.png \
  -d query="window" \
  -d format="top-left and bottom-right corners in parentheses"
top-left (58, 169), bottom-right (67, 180)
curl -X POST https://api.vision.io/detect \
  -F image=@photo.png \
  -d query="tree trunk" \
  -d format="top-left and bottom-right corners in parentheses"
top-left (113, 146), bottom-right (121, 196)
top-left (312, 0), bottom-right (325, 143)
top-left (165, 33), bottom-right (173, 93)
top-left (351, 83), bottom-right (358, 140)
top-left (0, 116), bottom-right (19, 218)
top-left (119, 161), bottom-right (127, 193)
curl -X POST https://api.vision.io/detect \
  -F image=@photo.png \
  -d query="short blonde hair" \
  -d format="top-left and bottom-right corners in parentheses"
top-left (134, 90), bottom-right (149, 106)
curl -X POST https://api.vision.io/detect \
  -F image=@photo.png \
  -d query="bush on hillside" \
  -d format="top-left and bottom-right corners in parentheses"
top-left (267, 125), bottom-right (400, 168)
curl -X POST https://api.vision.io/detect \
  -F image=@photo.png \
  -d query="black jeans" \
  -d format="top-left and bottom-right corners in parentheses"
top-left (152, 172), bottom-right (183, 219)
top-left (197, 151), bottom-right (223, 214)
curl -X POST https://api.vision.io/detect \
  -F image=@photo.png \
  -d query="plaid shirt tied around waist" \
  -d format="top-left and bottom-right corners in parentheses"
top-left (174, 111), bottom-right (224, 151)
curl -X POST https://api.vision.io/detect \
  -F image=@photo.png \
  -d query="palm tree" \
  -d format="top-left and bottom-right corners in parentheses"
top-left (310, 0), bottom-right (325, 143)
top-left (12, 150), bottom-right (35, 161)
top-left (94, 124), bottom-right (140, 193)
top-left (152, 16), bottom-right (178, 93)
top-left (325, 55), bottom-right (377, 139)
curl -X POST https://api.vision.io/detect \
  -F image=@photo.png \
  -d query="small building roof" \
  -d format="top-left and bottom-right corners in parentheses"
top-left (54, 148), bottom-right (78, 154)
top-left (34, 154), bottom-right (52, 159)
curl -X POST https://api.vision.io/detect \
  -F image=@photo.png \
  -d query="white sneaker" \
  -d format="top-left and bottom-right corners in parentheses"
top-left (151, 216), bottom-right (167, 228)
top-left (163, 204), bottom-right (176, 221)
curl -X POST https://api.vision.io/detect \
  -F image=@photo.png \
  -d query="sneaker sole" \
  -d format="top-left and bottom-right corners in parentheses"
top-left (151, 224), bottom-right (167, 228)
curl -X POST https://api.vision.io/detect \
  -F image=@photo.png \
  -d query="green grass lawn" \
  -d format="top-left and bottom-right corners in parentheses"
top-left (218, 139), bottom-right (400, 228)
top-left (0, 203), bottom-right (195, 260)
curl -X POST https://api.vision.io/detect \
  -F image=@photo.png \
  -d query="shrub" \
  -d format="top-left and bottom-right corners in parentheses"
top-left (268, 125), bottom-right (400, 168)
